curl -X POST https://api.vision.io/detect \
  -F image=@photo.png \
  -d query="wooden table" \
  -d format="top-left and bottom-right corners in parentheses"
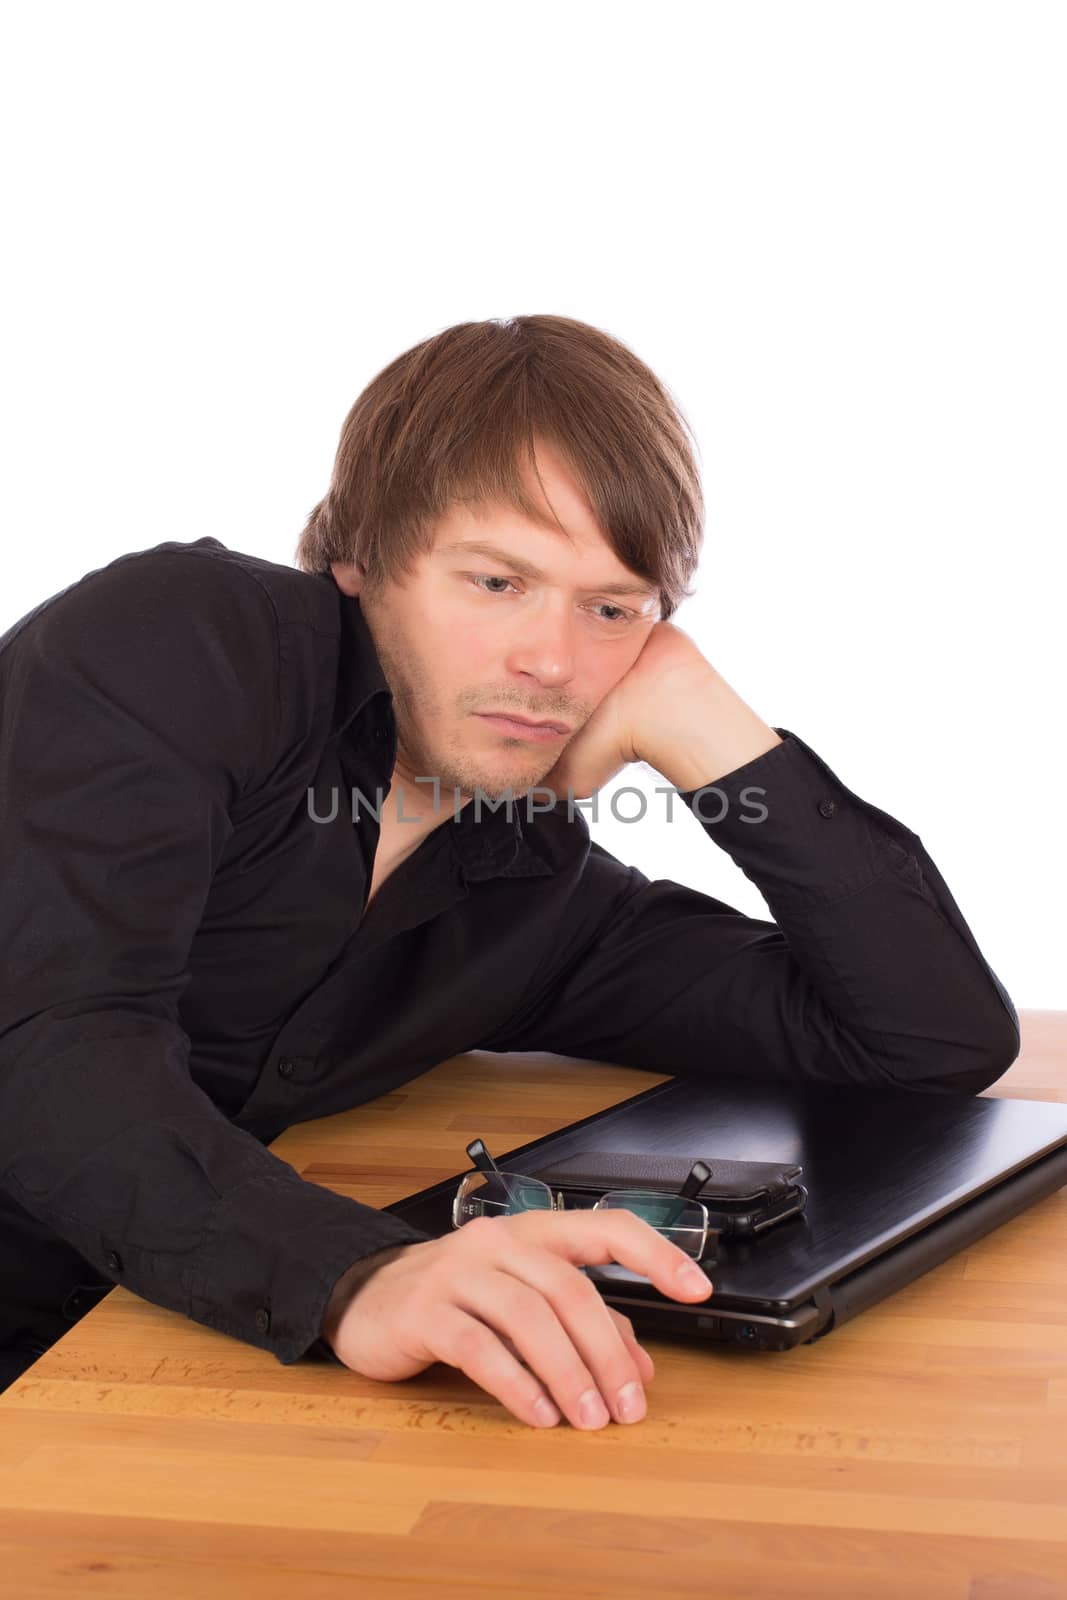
top-left (2, 1013), bottom-right (1065, 1599)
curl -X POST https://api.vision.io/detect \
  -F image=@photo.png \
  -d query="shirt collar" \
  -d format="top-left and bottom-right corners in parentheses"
top-left (448, 787), bottom-right (562, 883)
top-left (326, 574), bottom-right (392, 737)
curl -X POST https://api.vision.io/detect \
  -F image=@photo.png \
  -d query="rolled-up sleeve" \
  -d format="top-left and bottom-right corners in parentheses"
top-left (486, 729), bottom-right (1020, 1097)
top-left (0, 548), bottom-right (429, 1367)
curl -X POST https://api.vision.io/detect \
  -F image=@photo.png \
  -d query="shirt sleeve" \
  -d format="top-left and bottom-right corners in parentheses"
top-left (486, 728), bottom-right (1020, 1096)
top-left (0, 547), bottom-right (431, 1369)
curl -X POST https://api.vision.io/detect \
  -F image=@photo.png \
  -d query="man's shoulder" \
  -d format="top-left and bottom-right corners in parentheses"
top-left (94, 537), bottom-right (340, 633)
top-left (1, 537), bottom-right (340, 660)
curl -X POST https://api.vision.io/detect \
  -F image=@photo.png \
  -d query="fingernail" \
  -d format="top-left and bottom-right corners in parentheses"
top-left (678, 1261), bottom-right (711, 1293)
top-left (616, 1380), bottom-right (646, 1423)
top-left (578, 1388), bottom-right (610, 1428)
top-left (533, 1396), bottom-right (561, 1427)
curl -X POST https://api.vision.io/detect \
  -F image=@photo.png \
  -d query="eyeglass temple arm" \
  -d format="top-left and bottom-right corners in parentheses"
top-left (468, 1143), bottom-right (710, 1208)
top-left (465, 1138), bottom-right (499, 1175)
top-left (680, 1160), bottom-right (710, 1200)
top-left (465, 1138), bottom-right (529, 1210)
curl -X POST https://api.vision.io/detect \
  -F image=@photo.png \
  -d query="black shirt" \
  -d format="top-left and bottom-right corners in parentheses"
top-left (0, 537), bottom-right (1019, 1368)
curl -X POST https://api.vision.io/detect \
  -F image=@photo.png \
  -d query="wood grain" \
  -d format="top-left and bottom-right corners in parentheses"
top-left (2, 1015), bottom-right (1065, 1599)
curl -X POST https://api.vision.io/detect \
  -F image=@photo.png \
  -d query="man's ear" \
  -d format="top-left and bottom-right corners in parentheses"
top-left (330, 560), bottom-right (366, 597)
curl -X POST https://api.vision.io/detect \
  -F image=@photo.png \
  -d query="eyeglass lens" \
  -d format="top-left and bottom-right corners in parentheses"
top-left (459, 1173), bottom-right (706, 1254)
top-left (459, 1173), bottom-right (554, 1217)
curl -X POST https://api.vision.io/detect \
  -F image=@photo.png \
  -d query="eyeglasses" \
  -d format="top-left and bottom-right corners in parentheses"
top-left (452, 1139), bottom-right (718, 1261)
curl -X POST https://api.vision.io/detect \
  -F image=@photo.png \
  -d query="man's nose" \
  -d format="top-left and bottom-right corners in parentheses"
top-left (504, 600), bottom-right (577, 686)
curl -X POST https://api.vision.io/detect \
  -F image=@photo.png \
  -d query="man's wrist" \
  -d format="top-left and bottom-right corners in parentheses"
top-left (642, 668), bottom-right (783, 791)
top-left (320, 1244), bottom-right (413, 1344)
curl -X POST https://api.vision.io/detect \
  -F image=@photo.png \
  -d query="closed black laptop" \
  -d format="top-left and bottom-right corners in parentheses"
top-left (385, 1072), bottom-right (1067, 1351)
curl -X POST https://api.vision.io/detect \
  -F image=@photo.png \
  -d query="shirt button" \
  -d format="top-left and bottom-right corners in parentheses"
top-left (106, 1251), bottom-right (123, 1274)
top-left (818, 799), bottom-right (837, 818)
top-left (255, 1308), bottom-right (271, 1334)
top-left (277, 1057), bottom-right (295, 1078)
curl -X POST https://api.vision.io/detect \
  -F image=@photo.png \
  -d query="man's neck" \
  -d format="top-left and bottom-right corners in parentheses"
top-left (372, 773), bottom-right (475, 870)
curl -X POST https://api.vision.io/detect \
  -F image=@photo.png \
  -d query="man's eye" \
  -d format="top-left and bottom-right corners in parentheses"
top-left (467, 575), bottom-right (634, 626)
top-left (469, 575), bottom-right (517, 596)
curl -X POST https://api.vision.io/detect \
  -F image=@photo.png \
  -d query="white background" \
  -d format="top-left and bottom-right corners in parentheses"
top-left (2, 1), bottom-right (1063, 1007)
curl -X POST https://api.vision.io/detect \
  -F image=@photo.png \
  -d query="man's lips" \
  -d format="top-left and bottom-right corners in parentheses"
top-left (474, 712), bottom-right (572, 740)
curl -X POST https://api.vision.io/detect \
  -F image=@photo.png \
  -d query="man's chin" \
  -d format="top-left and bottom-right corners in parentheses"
top-left (453, 761), bottom-right (562, 807)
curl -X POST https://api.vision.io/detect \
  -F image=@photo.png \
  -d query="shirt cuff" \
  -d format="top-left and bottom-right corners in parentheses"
top-left (676, 726), bottom-right (914, 911)
top-left (187, 1171), bottom-right (434, 1367)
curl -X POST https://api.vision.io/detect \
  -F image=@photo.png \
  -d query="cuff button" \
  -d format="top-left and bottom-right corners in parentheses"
top-left (818, 799), bottom-right (837, 818)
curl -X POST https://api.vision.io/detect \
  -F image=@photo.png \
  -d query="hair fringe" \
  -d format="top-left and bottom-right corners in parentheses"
top-left (294, 314), bottom-right (703, 620)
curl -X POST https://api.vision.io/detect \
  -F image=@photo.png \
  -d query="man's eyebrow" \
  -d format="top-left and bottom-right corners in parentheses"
top-left (438, 539), bottom-right (659, 600)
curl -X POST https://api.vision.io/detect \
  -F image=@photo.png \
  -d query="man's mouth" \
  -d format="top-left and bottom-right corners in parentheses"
top-left (474, 712), bottom-right (571, 742)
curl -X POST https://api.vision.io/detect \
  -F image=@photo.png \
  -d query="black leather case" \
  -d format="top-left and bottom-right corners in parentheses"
top-left (526, 1149), bottom-right (808, 1239)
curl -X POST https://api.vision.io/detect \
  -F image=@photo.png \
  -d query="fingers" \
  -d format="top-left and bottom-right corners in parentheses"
top-left (510, 1205), bottom-right (714, 1304)
top-left (453, 1258), bottom-right (648, 1430)
top-left (606, 1305), bottom-right (655, 1383)
top-left (431, 1303), bottom-right (565, 1430)
top-left (501, 1306), bottom-right (655, 1384)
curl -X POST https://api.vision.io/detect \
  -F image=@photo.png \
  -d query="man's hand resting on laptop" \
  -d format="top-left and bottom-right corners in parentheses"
top-left (320, 1210), bottom-right (714, 1430)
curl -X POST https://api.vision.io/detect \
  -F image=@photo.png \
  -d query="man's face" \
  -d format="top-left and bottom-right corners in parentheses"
top-left (330, 438), bottom-right (661, 804)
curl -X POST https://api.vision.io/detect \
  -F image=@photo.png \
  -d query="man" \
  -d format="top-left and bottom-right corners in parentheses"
top-left (0, 315), bottom-right (1018, 1430)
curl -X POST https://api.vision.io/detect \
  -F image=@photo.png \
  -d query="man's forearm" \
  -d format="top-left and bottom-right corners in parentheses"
top-left (642, 666), bottom-right (783, 791)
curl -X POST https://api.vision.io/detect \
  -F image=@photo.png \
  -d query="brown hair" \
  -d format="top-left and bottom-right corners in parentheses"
top-left (294, 314), bottom-right (704, 620)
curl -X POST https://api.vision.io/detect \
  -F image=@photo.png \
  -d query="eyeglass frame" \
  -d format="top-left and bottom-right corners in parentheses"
top-left (451, 1138), bottom-right (719, 1263)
